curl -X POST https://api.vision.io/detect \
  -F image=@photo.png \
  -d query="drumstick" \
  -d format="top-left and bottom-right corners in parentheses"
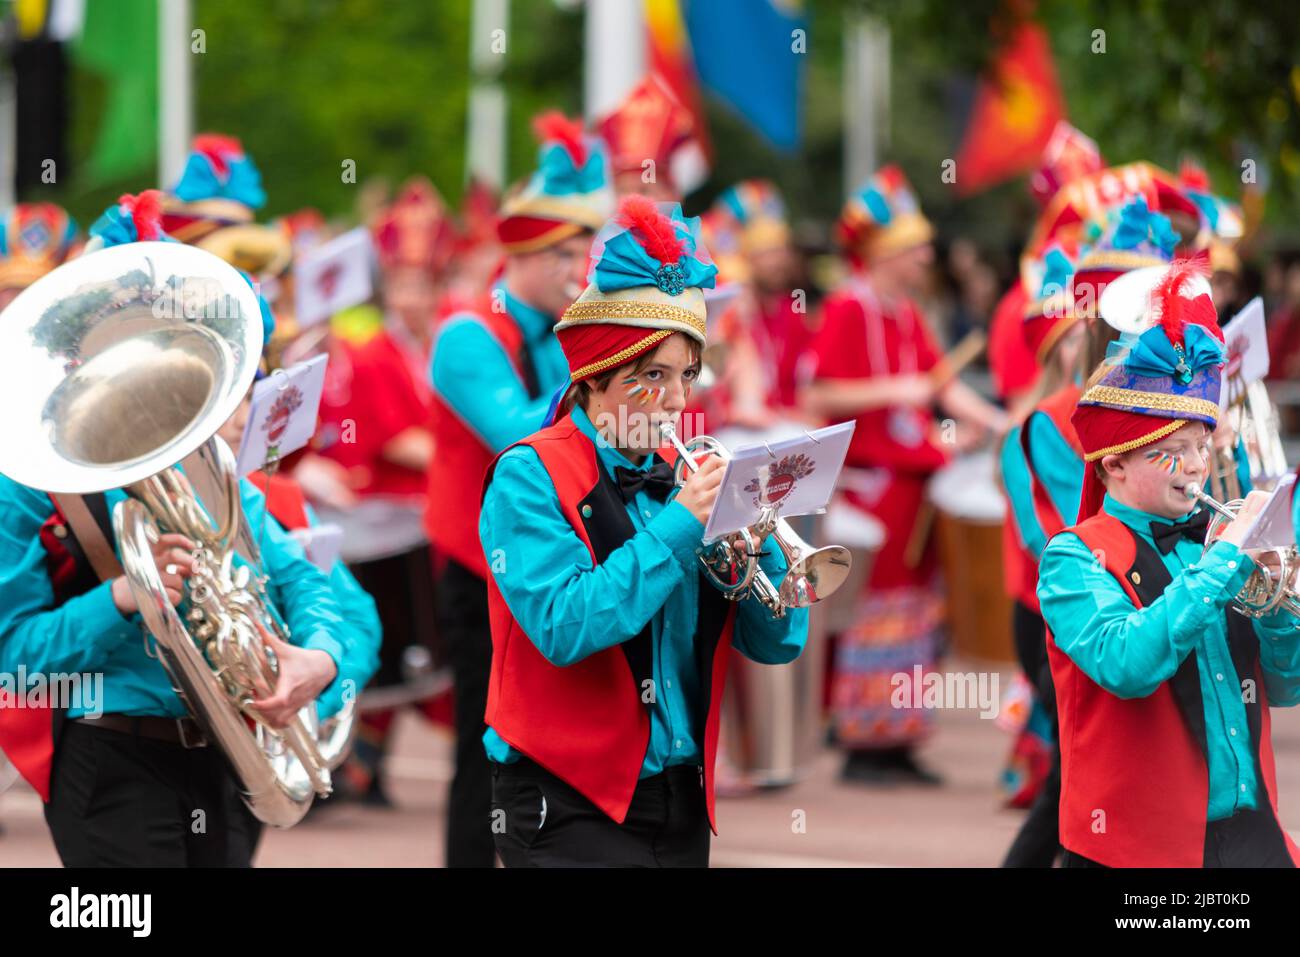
top-left (903, 500), bottom-right (936, 569)
top-left (929, 329), bottom-right (988, 391)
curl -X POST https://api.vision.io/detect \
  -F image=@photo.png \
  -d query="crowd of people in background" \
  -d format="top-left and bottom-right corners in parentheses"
top-left (2, 65), bottom-right (1297, 868)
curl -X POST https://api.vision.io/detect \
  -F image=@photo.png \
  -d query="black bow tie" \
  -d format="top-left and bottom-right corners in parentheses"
top-left (614, 460), bottom-right (676, 504)
top-left (1150, 508), bottom-right (1212, 554)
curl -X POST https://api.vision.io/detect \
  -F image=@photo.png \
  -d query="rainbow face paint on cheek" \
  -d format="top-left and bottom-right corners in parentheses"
top-left (623, 375), bottom-right (665, 406)
top-left (1144, 449), bottom-right (1182, 475)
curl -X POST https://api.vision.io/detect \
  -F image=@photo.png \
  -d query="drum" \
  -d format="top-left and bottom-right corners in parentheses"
top-left (928, 452), bottom-right (1016, 663)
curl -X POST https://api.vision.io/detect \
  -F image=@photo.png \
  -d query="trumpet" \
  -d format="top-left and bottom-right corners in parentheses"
top-left (1183, 482), bottom-right (1300, 619)
top-left (658, 421), bottom-right (852, 617)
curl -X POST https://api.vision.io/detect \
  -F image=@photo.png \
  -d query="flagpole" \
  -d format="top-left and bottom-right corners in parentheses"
top-left (466, 0), bottom-right (508, 191)
top-left (158, 0), bottom-right (192, 191)
top-left (0, 27), bottom-right (14, 211)
top-left (583, 0), bottom-right (644, 122)
top-left (843, 12), bottom-right (889, 196)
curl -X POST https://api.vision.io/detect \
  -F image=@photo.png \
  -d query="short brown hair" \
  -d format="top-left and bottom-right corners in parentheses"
top-left (558, 332), bottom-right (702, 419)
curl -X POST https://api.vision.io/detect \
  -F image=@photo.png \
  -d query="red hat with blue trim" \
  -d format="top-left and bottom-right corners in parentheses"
top-left (1071, 258), bottom-right (1224, 519)
top-left (162, 133), bottom-right (292, 277)
top-left (497, 112), bottom-right (614, 254)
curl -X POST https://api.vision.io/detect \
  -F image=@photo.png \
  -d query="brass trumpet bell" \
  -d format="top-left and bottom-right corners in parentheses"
top-left (660, 422), bottom-right (852, 617)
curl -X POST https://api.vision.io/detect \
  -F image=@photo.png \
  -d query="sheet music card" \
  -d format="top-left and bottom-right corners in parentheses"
top-left (236, 354), bottom-right (328, 477)
top-left (294, 227), bottom-right (374, 329)
top-left (1219, 297), bottom-right (1269, 407)
top-left (702, 421), bottom-right (856, 543)
top-left (290, 523), bottom-right (344, 572)
top-left (1238, 473), bottom-right (1297, 551)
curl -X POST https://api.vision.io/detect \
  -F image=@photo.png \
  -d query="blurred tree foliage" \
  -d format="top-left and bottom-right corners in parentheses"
top-left (33, 0), bottom-right (1300, 261)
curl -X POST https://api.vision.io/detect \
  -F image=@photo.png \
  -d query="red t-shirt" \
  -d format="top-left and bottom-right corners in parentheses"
top-left (756, 292), bottom-right (820, 409)
top-left (988, 280), bottom-right (1038, 403)
top-left (317, 327), bottom-right (432, 499)
top-left (810, 279), bottom-right (948, 475)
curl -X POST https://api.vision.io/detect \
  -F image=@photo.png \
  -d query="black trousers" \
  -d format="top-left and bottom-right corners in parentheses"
top-left (436, 558), bottom-right (497, 868)
top-left (1003, 600), bottom-right (1063, 868)
top-left (43, 720), bottom-right (261, 867)
top-left (491, 757), bottom-right (710, 868)
top-left (1062, 809), bottom-right (1296, 868)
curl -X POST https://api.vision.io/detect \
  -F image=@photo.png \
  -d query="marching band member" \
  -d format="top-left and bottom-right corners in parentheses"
top-left (160, 133), bottom-right (293, 281)
top-left (215, 360), bottom-right (382, 741)
top-left (315, 177), bottom-right (447, 808)
top-left (987, 123), bottom-right (1103, 411)
top-left (802, 166), bottom-right (1007, 786)
top-left (427, 112), bottom-right (613, 867)
top-left (703, 180), bottom-right (818, 425)
top-left (0, 203), bottom-right (79, 312)
top-left (0, 193), bottom-right (369, 867)
top-left (479, 196), bottom-right (808, 867)
top-left (595, 74), bottom-right (704, 203)
top-left (1038, 259), bottom-right (1300, 867)
top-left (997, 245), bottom-right (1086, 866)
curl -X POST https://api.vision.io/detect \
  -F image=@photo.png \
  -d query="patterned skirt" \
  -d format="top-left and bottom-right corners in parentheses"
top-left (830, 583), bottom-right (945, 749)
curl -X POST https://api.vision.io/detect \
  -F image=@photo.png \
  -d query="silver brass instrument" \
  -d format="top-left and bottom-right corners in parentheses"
top-left (0, 242), bottom-right (352, 827)
top-left (1212, 374), bottom-right (1290, 502)
top-left (658, 421), bottom-right (852, 617)
top-left (1183, 482), bottom-right (1300, 619)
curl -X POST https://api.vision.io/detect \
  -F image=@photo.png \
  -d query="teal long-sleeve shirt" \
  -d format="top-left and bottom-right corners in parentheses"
top-left (0, 474), bottom-right (356, 720)
top-left (1001, 412), bottom-right (1084, 561)
top-left (298, 503), bottom-right (383, 718)
top-left (478, 406), bottom-right (809, 777)
top-left (1038, 494), bottom-right (1300, 821)
top-left (430, 283), bottom-right (570, 454)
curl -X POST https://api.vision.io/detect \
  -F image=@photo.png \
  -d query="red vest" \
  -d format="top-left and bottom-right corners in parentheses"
top-left (1047, 512), bottom-right (1300, 867)
top-left (481, 416), bottom-right (737, 830)
top-left (0, 494), bottom-right (111, 800)
top-left (1004, 384), bottom-right (1084, 611)
top-left (426, 301), bottom-right (537, 578)
top-left (247, 470), bottom-right (310, 530)
top-left (1021, 384), bottom-right (1084, 536)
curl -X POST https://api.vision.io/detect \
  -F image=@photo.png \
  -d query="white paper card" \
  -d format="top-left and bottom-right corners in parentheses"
top-left (294, 227), bottom-right (374, 329)
top-left (1220, 297), bottom-right (1269, 407)
top-left (1239, 472), bottom-right (1297, 551)
top-left (236, 354), bottom-right (329, 477)
top-left (290, 523), bottom-right (344, 572)
top-left (702, 421), bottom-right (856, 542)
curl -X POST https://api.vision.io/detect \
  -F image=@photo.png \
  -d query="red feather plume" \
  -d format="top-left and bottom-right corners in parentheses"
top-left (532, 111), bottom-right (587, 169)
top-left (617, 195), bottom-right (685, 266)
top-left (192, 133), bottom-right (243, 155)
top-left (118, 190), bottom-right (164, 242)
top-left (1151, 256), bottom-right (1213, 347)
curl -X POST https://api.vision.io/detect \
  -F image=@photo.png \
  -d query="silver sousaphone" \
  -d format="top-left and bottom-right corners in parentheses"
top-left (0, 242), bottom-right (352, 827)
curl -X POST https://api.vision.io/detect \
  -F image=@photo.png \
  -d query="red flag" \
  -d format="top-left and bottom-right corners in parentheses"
top-left (955, 21), bottom-right (1065, 196)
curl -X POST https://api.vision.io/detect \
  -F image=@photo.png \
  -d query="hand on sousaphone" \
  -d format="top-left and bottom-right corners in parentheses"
top-left (111, 532), bottom-right (196, 615)
top-left (249, 621), bottom-right (339, 730)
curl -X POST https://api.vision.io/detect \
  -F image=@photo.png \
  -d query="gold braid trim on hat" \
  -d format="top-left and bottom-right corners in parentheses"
top-left (570, 329), bottom-right (674, 382)
top-left (1080, 386), bottom-right (1220, 423)
top-left (1076, 249), bottom-right (1167, 273)
top-left (1083, 419), bottom-right (1187, 462)
top-left (559, 299), bottom-right (706, 339)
